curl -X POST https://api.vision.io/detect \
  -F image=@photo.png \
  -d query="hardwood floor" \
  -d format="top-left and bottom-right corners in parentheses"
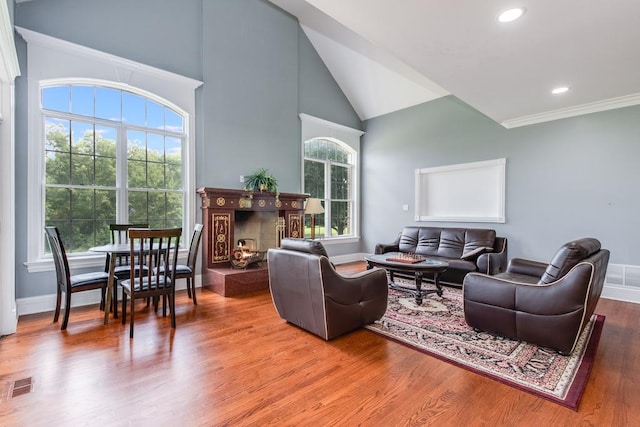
top-left (1, 262), bottom-right (638, 426)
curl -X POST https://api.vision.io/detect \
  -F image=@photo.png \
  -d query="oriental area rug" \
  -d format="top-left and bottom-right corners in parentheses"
top-left (365, 285), bottom-right (604, 410)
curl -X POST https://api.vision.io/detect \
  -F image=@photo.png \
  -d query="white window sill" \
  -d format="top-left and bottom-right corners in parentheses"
top-left (24, 249), bottom-right (188, 273)
top-left (314, 236), bottom-right (360, 246)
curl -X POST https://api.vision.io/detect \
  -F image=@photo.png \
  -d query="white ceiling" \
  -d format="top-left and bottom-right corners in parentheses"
top-left (270, 0), bottom-right (640, 128)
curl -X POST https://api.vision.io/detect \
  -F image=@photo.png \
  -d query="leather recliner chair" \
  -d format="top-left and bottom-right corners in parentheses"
top-left (462, 238), bottom-right (609, 354)
top-left (268, 238), bottom-right (388, 340)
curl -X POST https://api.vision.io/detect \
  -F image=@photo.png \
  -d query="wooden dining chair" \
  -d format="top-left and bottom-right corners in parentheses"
top-left (120, 227), bottom-right (182, 338)
top-left (159, 224), bottom-right (203, 305)
top-left (45, 226), bottom-right (111, 330)
top-left (106, 223), bottom-right (149, 278)
top-left (104, 223), bottom-right (149, 316)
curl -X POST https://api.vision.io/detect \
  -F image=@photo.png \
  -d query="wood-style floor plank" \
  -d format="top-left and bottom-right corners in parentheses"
top-left (1, 262), bottom-right (638, 426)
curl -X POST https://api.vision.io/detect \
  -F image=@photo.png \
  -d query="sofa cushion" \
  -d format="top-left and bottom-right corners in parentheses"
top-left (398, 227), bottom-right (420, 253)
top-left (429, 256), bottom-right (477, 273)
top-left (538, 238), bottom-right (601, 284)
top-left (461, 229), bottom-right (496, 260)
top-left (436, 229), bottom-right (467, 258)
top-left (400, 227), bottom-right (495, 261)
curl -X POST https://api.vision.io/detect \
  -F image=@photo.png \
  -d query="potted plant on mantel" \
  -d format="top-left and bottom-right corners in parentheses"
top-left (243, 168), bottom-right (279, 196)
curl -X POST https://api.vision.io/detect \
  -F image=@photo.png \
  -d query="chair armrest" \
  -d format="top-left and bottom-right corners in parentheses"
top-left (476, 236), bottom-right (508, 274)
top-left (507, 258), bottom-right (547, 278)
top-left (464, 264), bottom-right (592, 316)
top-left (463, 273), bottom-right (518, 308)
top-left (321, 259), bottom-right (388, 305)
top-left (375, 233), bottom-right (401, 254)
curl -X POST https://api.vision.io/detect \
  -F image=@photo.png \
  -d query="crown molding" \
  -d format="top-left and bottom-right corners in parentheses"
top-left (501, 93), bottom-right (640, 129)
top-left (0, 2), bottom-right (20, 83)
top-left (299, 113), bottom-right (364, 137)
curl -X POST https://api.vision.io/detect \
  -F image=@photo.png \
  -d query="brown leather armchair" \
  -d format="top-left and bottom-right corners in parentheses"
top-left (268, 238), bottom-right (388, 340)
top-left (463, 238), bottom-right (609, 354)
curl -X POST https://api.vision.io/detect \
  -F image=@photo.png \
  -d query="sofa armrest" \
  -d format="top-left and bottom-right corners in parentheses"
top-left (476, 236), bottom-right (508, 275)
top-left (375, 233), bottom-right (401, 254)
top-left (507, 258), bottom-right (547, 277)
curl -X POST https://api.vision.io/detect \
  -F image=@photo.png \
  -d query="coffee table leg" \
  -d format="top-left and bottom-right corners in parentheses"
top-left (434, 272), bottom-right (443, 297)
top-left (414, 271), bottom-right (423, 305)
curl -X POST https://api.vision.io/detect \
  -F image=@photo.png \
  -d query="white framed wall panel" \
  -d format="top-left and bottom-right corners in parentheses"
top-left (415, 158), bottom-right (506, 223)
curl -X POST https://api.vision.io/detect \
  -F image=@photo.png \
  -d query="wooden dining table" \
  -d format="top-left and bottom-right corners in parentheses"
top-left (89, 243), bottom-right (133, 324)
top-left (89, 242), bottom-right (177, 323)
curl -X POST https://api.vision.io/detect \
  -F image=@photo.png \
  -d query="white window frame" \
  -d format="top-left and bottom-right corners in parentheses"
top-left (300, 113), bottom-right (363, 244)
top-left (17, 28), bottom-right (203, 272)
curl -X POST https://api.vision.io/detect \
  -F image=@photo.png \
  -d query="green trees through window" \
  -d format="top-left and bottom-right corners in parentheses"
top-left (43, 84), bottom-right (185, 253)
top-left (304, 138), bottom-right (354, 238)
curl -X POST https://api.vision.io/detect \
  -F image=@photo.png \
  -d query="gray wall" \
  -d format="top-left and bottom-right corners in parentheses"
top-left (14, 0), bottom-right (203, 81)
top-left (13, 0), bottom-right (362, 299)
top-left (297, 25), bottom-right (362, 257)
top-left (362, 96), bottom-right (640, 265)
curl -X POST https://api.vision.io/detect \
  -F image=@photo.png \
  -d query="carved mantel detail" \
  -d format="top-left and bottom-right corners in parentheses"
top-left (196, 187), bottom-right (308, 296)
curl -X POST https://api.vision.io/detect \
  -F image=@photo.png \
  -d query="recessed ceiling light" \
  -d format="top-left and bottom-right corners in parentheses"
top-left (498, 8), bottom-right (526, 23)
top-left (551, 86), bottom-right (570, 95)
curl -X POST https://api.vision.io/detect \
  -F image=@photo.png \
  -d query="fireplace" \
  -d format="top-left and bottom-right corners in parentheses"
top-left (231, 210), bottom-right (278, 268)
top-left (197, 187), bottom-right (308, 296)
top-left (234, 210), bottom-right (279, 253)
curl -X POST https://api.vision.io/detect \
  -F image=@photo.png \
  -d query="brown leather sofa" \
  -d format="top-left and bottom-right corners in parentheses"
top-left (267, 238), bottom-right (388, 340)
top-left (463, 238), bottom-right (609, 354)
top-left (375, 226), bottom-right (508, 285)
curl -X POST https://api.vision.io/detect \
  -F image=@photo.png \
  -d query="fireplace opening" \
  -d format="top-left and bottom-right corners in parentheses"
top-left (233, 211), bottom-right (278, 268)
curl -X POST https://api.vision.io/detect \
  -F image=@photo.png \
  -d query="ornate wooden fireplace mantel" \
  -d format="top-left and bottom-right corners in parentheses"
top-left (196, 187), bottom-right (308, 296)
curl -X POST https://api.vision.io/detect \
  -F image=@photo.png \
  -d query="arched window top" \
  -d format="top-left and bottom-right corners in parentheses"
top-left (41, 82), bottom-right (185, 134)
top-left (304, 137), bottom-right (354, 164)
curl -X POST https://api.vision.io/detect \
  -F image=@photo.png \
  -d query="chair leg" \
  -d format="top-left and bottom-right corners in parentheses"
top-left (121, 292), bottom-right (127, 325)
top-left (189, 277), bottom-right (197, 305)
top-left (170, 290), bottom-right (176, 329)
top-left (100, 283), bottom-right (106, 311)
top-left (53, 288), bottom-right (62, 323)
top-left (186, 277), bottom-right (192, 298)
top-left (61, 291), bottom-right (72, 330)
top-left (162, 295), bottom-right (167, 317)
top-left (112, 281), bottom-right (118, 319)
top-left (129, 305), bottom-right (135, 339)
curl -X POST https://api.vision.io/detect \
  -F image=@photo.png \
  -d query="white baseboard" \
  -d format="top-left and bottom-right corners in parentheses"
top-left (601, 284), bottom-right (640, 304)
top-left (17, 275), bottom-right (202, 316)
top-left (331, 252), bottom-right (367, 265)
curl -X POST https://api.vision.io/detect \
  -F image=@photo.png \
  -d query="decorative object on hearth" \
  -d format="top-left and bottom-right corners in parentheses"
top-left (230, 239), bottom-right (265, 269)
top-left (243, 168), bottom-right (279, 195)
top-left (304, 197), bottom-right (324, 240)
top-left (366, 284), bottom-right (604, 410)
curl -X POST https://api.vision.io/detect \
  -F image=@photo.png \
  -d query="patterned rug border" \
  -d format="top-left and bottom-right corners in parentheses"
top-left (365, 288), bottom-right (605, 411)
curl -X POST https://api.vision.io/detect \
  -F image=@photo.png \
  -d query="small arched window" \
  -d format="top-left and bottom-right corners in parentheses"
top-left (304, 138), bottom-right (355, 239)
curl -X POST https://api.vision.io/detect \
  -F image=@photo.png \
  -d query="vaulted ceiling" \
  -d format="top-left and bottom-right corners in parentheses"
top-left (270, 0), bottom-right (640, 128)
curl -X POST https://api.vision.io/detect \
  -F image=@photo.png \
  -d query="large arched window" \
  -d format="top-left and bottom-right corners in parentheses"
top-left (42, 83), bottom-right (186, 252)
top-left (304, 137), bottom-right (356, 239)
top-left (19, 28), bottom-right (202, 271)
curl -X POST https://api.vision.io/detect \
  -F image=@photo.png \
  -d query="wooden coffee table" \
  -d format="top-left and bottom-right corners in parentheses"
top-left (364, 253), bottom-right (449, 305)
